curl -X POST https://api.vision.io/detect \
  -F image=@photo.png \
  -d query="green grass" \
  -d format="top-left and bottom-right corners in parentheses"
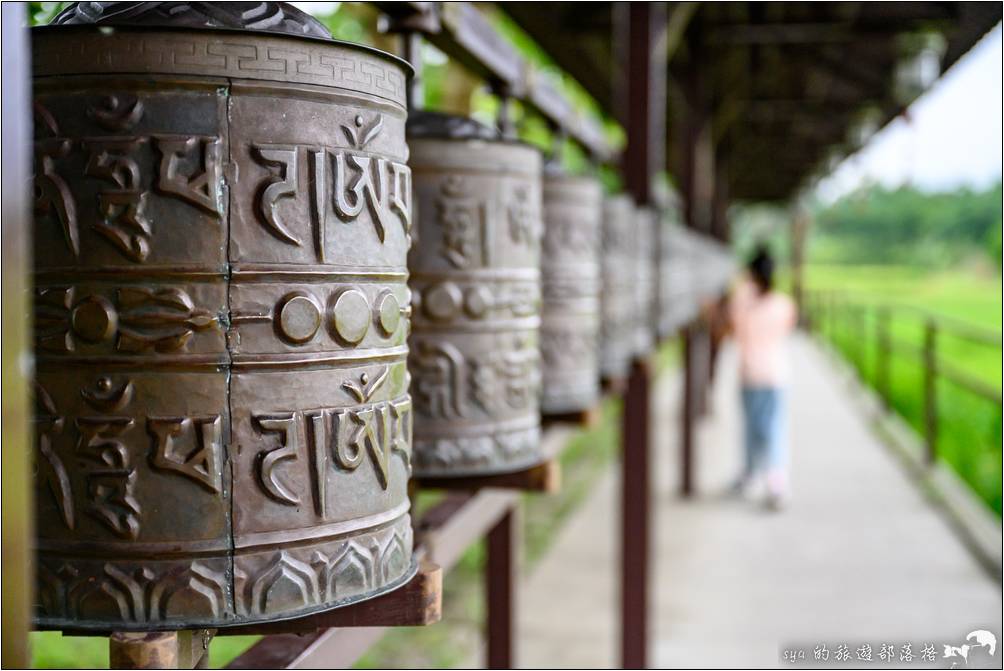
top-left (805, 264), bottom-right (1003, 515)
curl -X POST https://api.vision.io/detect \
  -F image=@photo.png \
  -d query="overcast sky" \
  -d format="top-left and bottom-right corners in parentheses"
top-left (815, 23), bottom-right (1003, 202)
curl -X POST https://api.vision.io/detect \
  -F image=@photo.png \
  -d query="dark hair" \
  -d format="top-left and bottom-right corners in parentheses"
top-left (748, 245), bottom-right (774, 294)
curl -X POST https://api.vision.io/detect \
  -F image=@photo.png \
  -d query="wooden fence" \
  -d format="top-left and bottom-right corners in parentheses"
top-left (804, 291), bottom-right (1003, 467)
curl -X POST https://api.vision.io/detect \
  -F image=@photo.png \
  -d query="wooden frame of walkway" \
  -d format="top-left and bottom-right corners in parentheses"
top-left (3, 3), bottom-right (1000, 669)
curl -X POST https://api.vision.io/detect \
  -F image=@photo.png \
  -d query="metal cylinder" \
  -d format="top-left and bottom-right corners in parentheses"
top-left (407, 113), bottom-right (543, 476)
top-left (540, 172), bottom-right (602, 414)
top-left (633, 206), bottom-right (658, 355)
top-left (600, 194), bottom-right (636, 380)
top-left (658, 206), bottom-right (691, 337)
top-left (31, 2), bottom-right (415, 631)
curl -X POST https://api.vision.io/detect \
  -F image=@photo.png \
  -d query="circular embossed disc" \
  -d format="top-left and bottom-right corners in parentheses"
top-left (71, 295), bottom-right (117, 343)
top-left (277, 294), bottom-right (321, 344)
top-left (330, 289), bottom-right (370, 343)
top-left (423, 282), bottom-right (462, 321)
top-left (463, 286), bottom-right (492, 318)
top-left (375, 290), bottom-right (401, 336)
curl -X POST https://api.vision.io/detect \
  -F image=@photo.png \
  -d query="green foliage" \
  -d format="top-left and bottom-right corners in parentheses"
top-left (810, 183), bottom-right (1004, 268)
top-left (28, 2), bottom-right (69, 26)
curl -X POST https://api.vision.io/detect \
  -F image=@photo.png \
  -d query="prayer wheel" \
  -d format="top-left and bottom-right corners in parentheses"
top-left (31, 2), bottom-right (415, 630)
top-left (658, 203), bottom-right (691, 337)
top-left (599, 195), bottom-right (635, 380)
top-left (407, 113), bottom-right (543, 476)
top-left (540, 171), bottom-right (602, 413)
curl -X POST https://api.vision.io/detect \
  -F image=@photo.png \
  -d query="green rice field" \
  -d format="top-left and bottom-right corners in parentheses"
top-left (805, 264), bottom-right (1003, 515)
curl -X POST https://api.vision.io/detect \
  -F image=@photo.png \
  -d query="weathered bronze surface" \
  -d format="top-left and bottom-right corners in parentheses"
top-left (408, 114), bottom-right (543, 476)
top-left (32, 3), bottom-right (415, 631)
top-left (657, 202), bottom-right (694, 336)
top-left (692, 233), bottom-right (736, 303)
top-left (540, 172), bottom-right (602, 413)
top-left (599, 194), bottom-right (636, 380)
top-left (633, 206), bottom-right (658, 355)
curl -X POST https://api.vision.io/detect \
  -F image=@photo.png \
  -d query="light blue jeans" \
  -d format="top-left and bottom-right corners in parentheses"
top-left (740, 386), bottom-right (788, 492)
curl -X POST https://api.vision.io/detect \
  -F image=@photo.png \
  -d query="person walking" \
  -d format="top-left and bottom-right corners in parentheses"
top-left (728, 246), bottom-right (797, 509)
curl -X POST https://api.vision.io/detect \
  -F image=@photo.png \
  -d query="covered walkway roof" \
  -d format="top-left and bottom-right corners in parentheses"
top-left (501, 2), bottom-right (1002, 200)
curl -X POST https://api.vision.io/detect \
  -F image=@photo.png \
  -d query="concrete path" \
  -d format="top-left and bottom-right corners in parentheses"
top-left (517, 335), bottom-right (1002, 669)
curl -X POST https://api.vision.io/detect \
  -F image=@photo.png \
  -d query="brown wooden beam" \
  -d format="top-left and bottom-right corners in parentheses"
top-left (416, 458), bottom-right (561, 493)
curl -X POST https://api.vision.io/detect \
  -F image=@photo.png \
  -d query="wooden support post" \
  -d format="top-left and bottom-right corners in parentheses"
top-left (486, 508), bottom-right (517, 669)
top-left (621, 357), bottom-right (652, 668)
top-left (790, 205), bottom-right (809, 321)
top-left (613, 2), bottom-right (666, 667)
top-left (698, 326), bottom-right (712, 417)
top-left (923, 320), bottom-right (938, 464)
top-left (402, 32), bottom-right (424, 111)
top-left (681, 324), bottom-right (695, 498)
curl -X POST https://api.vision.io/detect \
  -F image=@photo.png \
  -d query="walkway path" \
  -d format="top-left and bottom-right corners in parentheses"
top-left (517, 335), bottom-right (1002, 668)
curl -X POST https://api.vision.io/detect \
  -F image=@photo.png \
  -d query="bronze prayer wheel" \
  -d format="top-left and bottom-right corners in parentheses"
top-left (407, 113), bottom-right (543, 476)
top-left (633, 206), bottom-right (658, 355)
top-left (658, 202), bottom-right (691, 337)
top-left (540, 171), bottom-right (602, 414)
top-left (600, 194), bottom-right (636, 380)
top-left (31, 2), bottom-right (415, 631)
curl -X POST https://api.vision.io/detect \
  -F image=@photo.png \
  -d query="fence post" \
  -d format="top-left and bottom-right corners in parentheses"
top-left (856, 305), bottom-right (867, 375)
top-left (923, 320), bottom-right (938, 464)
top-left (876, 306), bottom-right (891, 409)
top-left (486, 507), bottom-right (517, 669)
top-left (831, 291), bottom-right (839, 343)
top-left (831, 293), bottom-right (839, 351)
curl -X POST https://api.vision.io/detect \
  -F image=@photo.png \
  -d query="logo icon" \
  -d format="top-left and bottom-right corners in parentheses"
top-left (943, 630), bottom-right (997, 668)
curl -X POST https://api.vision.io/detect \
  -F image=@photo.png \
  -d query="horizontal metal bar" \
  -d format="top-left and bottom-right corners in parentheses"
top-left (935, 360), bottom-right (1004, 405)
top-left (226, 629), bottom-right (383, 670)
top-left (807, 294), bottom-right (1002, 349)
top-left (417, 490), bottom-right (519, 572)
top-left (932, 319), bottom-right (1003, 348)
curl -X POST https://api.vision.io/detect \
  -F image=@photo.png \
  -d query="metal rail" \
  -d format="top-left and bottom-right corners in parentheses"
top-left (806, 290), bottom-right (1003, 465)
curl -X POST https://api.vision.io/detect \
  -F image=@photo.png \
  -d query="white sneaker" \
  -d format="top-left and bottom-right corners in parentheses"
top-left (764, 491), bottom-right (789, 512)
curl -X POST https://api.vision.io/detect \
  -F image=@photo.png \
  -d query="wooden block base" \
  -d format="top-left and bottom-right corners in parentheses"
top-left (110, 629), bottom-right (214, 669)
top-left (542, 404), bottom-right (602, 429)
top-left (415, 458), bottom-right (561, 493)
top-left (602, 376), bottom-right (628, 396)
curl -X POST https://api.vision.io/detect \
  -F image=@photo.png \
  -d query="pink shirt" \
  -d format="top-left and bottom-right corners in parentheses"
top-left (729, 279), bottom-right (797, 387)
